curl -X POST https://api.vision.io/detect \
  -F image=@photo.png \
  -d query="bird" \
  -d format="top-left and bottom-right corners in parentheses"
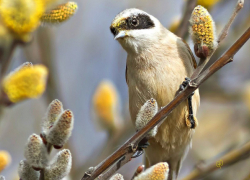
top-left (110, 8), bottom-right (200, 180)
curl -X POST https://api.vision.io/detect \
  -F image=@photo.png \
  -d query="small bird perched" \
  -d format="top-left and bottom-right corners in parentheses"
top-left (110, 9), bottom-right (200, 180)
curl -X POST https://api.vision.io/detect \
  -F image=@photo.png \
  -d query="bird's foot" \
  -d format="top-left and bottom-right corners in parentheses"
top-left (131, 140), bottom-right (150, 158)
top-left (186, 114), bottom-right (198, 129)
top-left (180, 77), bottom-right (197, 129)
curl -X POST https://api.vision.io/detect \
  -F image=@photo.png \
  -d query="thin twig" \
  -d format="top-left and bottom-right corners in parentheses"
top-left (81, 26), bottom-right (250, 180)
top-left (182, 140), bottom-right (250, 180)
top-left (217, 0), bottom-right (244, 44)
top-left (175, 0), bottom-right (197, 38)
top-left (191, 0), bottom-right (244, 78)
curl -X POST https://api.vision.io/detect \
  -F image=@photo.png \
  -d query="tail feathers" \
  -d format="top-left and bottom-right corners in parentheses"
top-left (167, 159), bottom-right (182, 180)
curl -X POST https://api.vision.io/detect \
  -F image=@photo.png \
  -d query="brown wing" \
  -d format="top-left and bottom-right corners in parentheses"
top-left (182, 39), bottom-right (197, 69)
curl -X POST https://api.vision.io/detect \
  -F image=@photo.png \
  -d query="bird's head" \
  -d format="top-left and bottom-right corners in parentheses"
top-left (110, 8), bottom-right (163, 54)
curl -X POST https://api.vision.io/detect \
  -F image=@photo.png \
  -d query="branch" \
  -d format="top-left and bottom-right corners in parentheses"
top-left (96, 154), bottom-right (133, 180)
top-left (182, 140), bottom-right (250, 180)
top-left (81, 26), bottom-right (250, 180)
top-left (191, 0), bottom-right (244, 78)
top-left (175, 0), bottom-right (197, 38)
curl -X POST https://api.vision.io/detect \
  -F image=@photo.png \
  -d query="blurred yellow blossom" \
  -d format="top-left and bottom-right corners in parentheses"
top-left (0, 0), bottom-right (45, 40)
top-left (0, 150), bottom-right (11, 172)
top-left (134, 162), bottom-right (169, 180)
top-left (2, 63), bottom-right (48, 103)
top-left (197, 0), bottom-right (220, 10)
top-left (92, 80), bottom-right (122, 133)
top-left (41, 2), bottom-right (78, 24)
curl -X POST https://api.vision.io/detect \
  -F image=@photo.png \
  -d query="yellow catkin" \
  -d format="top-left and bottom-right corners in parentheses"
top-left (0, 0), bottom-right (44, 37)
top-left (92, 80), bottom-right (119, 131)
top-left (2, 64), bottom-right (48, 103)
top-left (0, 151), bottom-right (11, 172)
top-left (197, 0), bottom-right (220, 10)
top-left (41, 2), bottom-right (78, 24)
top-left (134, 162), bottom-right (169, 180)
top-left (190, 5), bottom-right (217, 50)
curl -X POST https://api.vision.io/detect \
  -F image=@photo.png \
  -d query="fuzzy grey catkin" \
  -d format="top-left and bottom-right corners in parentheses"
top-left (109, 173), bottom-right (124, 180)
top-left (42, 99), bottom-right (63, 135)
top-left (46, 110), bottom-right (74, 148)
top-left (0, 176), bottom-right (5, 180)
top-left (24, 134), bottom-right (48, 169)
top-left (18, 160), bottom-right (39, 180)
top-left (44, 149), bottom-right (72, 180)
top-left (135, 98), bottom-right (158, 137)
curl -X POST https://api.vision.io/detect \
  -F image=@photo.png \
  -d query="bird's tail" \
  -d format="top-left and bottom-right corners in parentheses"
top-left (167, 159), bottom-right (182, 180)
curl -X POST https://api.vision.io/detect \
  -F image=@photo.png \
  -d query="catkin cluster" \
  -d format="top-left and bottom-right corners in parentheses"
top-left (18, 99), bottom-right (74, 180)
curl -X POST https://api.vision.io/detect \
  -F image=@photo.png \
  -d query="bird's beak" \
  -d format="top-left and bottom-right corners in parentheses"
top-left (114, 30), bottom-right (127, 40)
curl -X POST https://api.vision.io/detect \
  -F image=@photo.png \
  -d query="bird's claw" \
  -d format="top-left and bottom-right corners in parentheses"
top-left (180, 77), bottom-right (197, 129)
top-left (131, 141), bottom-right (150, 158)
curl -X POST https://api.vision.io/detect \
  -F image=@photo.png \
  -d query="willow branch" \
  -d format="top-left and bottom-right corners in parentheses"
top-left (182, 140), bottom-right (250, 180)
top-left (191, 0), bottom-right (244, 78)
top-left (175, 0), bottom-right (197, 38)
top-left (81, 26), bottom-right (250, 180)
top-left (96, 154), bottom-right (133, 180)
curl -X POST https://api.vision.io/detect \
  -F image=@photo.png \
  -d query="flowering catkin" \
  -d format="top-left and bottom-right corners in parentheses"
top-left (0, 0), bottom-right (45, 40)
top-left (46, 110), bottom-right (74, 148)
top-left (42, 99), bottom-right (63, 135)
top-left (18, 160), bottom-right (39, 180)
top-left (189, 5), bottom-right (217, 58)
top-left (133, 162), bottom-right (169, 180)
top-left (24, 134), bottom-right (48, 169)
top-left (44, 149), bottom-right (72, 180)
top-left (135, 98), bottom-right (158, 137)
top-left (92, 80), bottom-right (122, 133)
top-left (41, 2), bottom-right (78, 24)
top-left (0, 150), bottom-right (11, 172)
top-left (2, 64), bottom-right (48, 103)
top-left (109, 173), bottom-right (124, 180)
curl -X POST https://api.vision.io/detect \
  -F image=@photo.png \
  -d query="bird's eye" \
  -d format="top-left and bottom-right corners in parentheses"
top-left (131, 18), bottom-right (139, 26)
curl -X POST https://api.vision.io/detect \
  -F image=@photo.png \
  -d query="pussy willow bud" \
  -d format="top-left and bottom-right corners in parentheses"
top-left (190, 5), bottom-right (217, 58)
top-left (109, 173), bottom-right (124, 180)
top-left (46, 110), bottom-right (74, 149)
top-left (41, 2), bottom-right (78, 24)
top-left (42, 99), bottom-right (63, 135)
top-left (133, 162), bottom-right (169, 180)
top-left (44, 149), bottom-right (72, 180)
top-left (135, 98), bottom-right (158, 137)
top-left (18, 160), bottom-right (39, 180)
top-left (24, 134), bottom-right (48, 170)
top-left (0, 176), bottom-right (5, 180)
top-left (0, 150), bottom-right (11, 172)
